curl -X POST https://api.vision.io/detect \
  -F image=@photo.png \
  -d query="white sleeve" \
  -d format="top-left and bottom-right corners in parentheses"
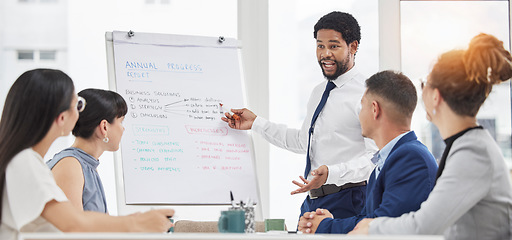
top-left (326, 137), bottom-right (377, 185)
top-left (251, 116), bottom-right (308, 154)
top-left (369, 137), bottom-right (491, 235)
top-left (6, 150), bottom-right (68, 230)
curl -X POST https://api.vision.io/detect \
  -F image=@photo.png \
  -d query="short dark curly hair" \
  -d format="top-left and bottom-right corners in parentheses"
top-left (313, 11), bottom-right (361, 46)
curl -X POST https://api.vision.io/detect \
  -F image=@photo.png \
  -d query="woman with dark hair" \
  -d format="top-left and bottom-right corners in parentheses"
top-left (349, 34), bottom-right (512, 239)
top-left (47, 89), bottom-right (127, 213)
top-left (0, 69), bottom-right (173, 240)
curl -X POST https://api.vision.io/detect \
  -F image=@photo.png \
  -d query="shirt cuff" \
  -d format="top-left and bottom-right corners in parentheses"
top-left (368, 217), bottom-right (384, 234)
top-left (316, 218), bottom-right (333, 233)
top-left (325, 164), bottom-right (346, 185)
top-left (251, 116), bottom-right (267, 134)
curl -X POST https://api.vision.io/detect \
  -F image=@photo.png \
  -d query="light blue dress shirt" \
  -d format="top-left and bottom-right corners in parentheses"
top-left (371, 131), bottom-right (410, 179)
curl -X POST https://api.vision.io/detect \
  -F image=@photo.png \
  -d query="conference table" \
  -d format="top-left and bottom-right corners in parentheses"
top-left (19, 232), bottom-right (444, 240)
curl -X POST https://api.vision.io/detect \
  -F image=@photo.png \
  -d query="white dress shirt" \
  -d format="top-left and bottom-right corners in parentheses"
top-left (0, 148), bottom-right (68, 240)
top-left (252, 66), bottom-right (377, 186)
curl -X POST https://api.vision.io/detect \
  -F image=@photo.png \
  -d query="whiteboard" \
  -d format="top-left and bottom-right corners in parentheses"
top-left (107, 31), bottom-right (259, 205)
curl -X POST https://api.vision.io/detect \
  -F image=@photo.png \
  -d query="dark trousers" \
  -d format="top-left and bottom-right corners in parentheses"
top-left (298, 185), bottom-right (366, 225)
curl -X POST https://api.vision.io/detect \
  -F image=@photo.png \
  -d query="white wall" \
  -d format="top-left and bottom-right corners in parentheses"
top-left (0, 0), bottom-right (68, 109)
top-left (238, 0), bottom-right (269, 221)
top-left (0, 0), bottom-right (73, 169)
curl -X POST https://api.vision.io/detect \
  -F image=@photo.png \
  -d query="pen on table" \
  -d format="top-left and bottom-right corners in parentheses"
top-left (230, 190), bottom-right (236, 208)
top-left (219, 103), bottom-right (240, 121)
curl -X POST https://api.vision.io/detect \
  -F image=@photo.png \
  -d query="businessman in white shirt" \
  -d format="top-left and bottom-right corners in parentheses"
top-left (222, 11), bottom-right (377, 221)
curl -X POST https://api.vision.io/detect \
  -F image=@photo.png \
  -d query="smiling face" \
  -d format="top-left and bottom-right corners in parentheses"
top-left (316, 29), bottom-right (356, 80)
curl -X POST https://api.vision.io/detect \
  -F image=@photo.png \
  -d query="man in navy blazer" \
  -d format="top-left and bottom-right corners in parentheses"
top-left (297, 70), bottom-right (438, 234)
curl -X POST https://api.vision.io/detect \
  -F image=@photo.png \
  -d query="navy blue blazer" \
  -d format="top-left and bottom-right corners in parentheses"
top-left (316, 131), bottom-right (438, 233)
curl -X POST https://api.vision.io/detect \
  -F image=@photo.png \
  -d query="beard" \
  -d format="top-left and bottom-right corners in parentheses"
top-left (319, 54), bottom-right (351, 81)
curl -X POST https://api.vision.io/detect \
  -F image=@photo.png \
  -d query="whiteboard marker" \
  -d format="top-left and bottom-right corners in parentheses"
top-left (219, 103), bottom-right (240, 120)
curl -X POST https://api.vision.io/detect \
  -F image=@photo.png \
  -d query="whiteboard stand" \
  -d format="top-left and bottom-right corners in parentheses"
top-left (105, 31), bottom-right (262, 222)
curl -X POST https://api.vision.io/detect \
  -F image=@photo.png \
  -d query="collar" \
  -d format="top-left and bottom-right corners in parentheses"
top-left (29, 147), bottom-right (44, 163)
top-left (70, 147), bottom-right (100, 169)
top-left (443, 126), bottom-right (483, 145)
top-left (331, 64), bottom-right (358, 88)
top-left (376, 131), bottom-right (411, 165)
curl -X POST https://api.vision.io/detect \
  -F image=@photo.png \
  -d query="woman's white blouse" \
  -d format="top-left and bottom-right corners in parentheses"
top-left (0, 148), bottom-right (68, 240)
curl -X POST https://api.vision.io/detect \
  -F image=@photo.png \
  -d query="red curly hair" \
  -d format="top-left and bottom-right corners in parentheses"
top-left (429, 33), bottom-right (512, 117)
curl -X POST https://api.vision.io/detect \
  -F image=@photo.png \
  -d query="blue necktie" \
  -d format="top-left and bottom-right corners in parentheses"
top-left (304, 81), bottom-right (336, 178)
top-left (370, 151), bottom-right (381, 179)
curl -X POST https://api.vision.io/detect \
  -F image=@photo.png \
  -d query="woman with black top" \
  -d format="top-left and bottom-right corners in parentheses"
top-left (349, 33), bottom-right (512, 240)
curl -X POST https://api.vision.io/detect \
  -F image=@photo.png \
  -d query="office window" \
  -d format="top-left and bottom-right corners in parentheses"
top-left (17, 50), bottom-right (57, 61)
top-left (401, 0), bottom-right (511, 166)
top-left (17, 50), bottom-right (34, 60)
top-left (40, 50), bottom-right (56, 60)
top-left (269, 0), bottom-right (379, 228)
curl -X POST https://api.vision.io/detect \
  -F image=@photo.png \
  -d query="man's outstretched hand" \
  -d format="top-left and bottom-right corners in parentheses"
top-left (291, 165), bottom-right (328, 195)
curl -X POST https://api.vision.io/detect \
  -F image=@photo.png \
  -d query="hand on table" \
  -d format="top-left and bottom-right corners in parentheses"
top-left (348, 218), bottom-right (374, 235)
top-left (297, 208), bottom-right (333, 234)
top-left (133, 208), bottom-right (175, 232)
